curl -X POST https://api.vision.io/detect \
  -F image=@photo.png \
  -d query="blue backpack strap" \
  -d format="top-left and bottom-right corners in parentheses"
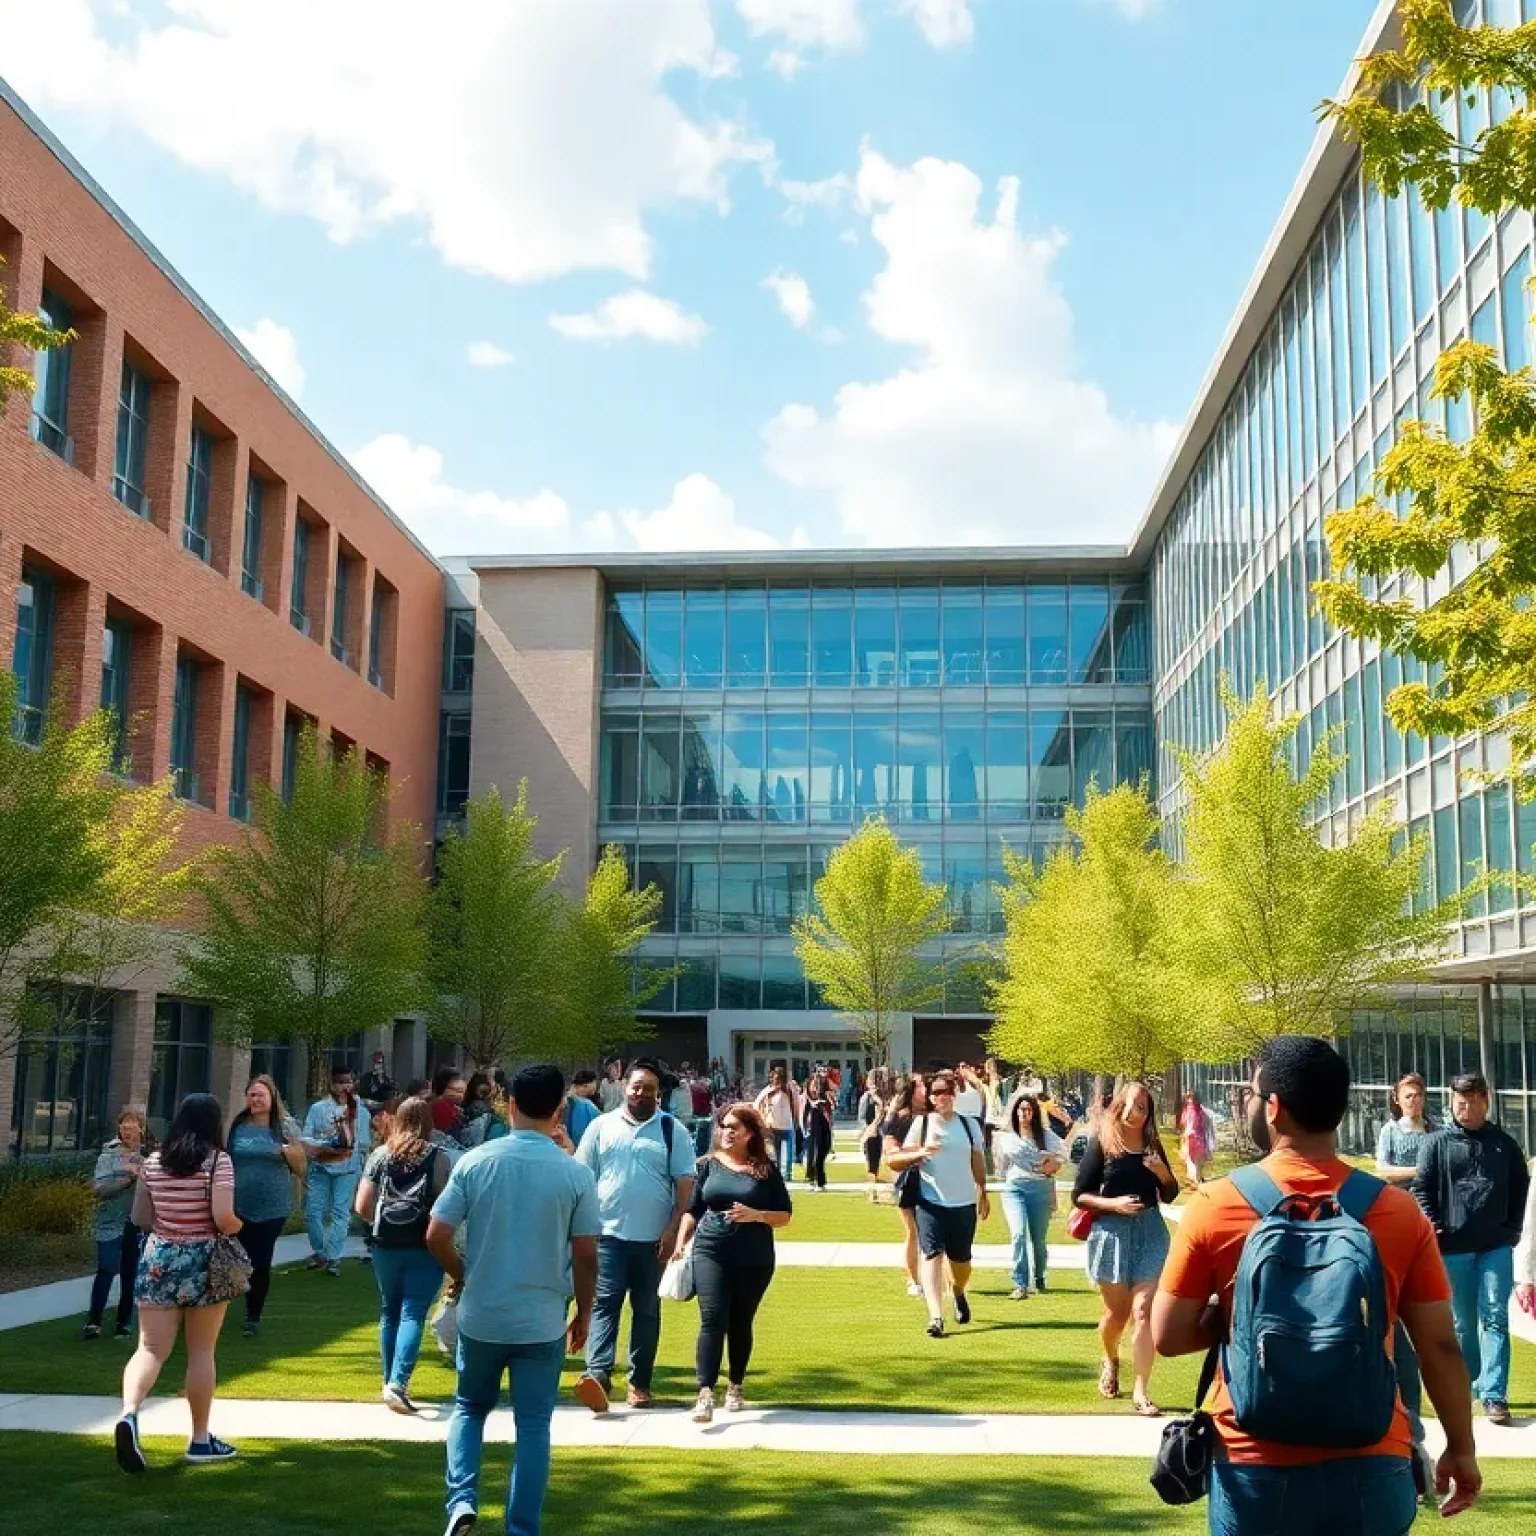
top-left (1228, 1162), bottom-right (1288, 1217)
top-left (1334, 1167), bottom-right (1386, 1223)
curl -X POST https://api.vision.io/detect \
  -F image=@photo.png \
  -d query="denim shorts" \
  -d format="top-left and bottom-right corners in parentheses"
top-left (1209, 1454), bottom-right (1416, 1536)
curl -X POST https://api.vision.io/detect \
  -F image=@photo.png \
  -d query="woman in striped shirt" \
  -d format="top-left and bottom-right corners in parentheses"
top-left (114, 1093), bottom-right (245, 1474)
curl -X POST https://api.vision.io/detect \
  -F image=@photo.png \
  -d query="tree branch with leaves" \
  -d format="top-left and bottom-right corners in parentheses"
top-left (0, 253), bottom-right (73, 410)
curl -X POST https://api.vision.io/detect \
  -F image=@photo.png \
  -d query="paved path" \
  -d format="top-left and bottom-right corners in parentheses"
top-left (4, 1392), bottom-right (1534, 1459)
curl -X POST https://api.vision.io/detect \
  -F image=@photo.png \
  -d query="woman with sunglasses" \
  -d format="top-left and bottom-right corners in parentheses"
top-left (672, 1103), bottom-right (793, 1424)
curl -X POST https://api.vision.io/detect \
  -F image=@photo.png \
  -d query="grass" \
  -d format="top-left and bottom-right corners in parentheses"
top-left (777, 1185), bottom-right (1072, 1245)
top-left (8, 1436), bottom-right (1536, 1536)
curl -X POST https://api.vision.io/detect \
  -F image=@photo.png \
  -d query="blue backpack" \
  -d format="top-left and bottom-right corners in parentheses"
top-left (1222, 1164), bottom-right (1397, 1449)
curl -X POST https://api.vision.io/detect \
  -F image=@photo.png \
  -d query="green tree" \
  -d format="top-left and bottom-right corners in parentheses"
top-left (549, 843), bottom-right (672, 1066)
top-left (0, 674), bottom-right (125, 1059)
top-left (987, 783), bottom-right (1184, 1080)
top-left (793, 817), bottom-right (947, 1066)
top-left (0, 254), bottom-right (74, 409)
top-left (183, 726), bottom-right (426, 1096)
top-left (1171, 685), bottom-right (1447, 1057)
top-left (1318, 0), bottom-right (1536, 794)
top-left (425, 784), bottom-right (564, 1070)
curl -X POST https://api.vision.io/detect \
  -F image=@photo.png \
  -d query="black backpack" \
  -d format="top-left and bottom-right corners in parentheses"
top-left (371, 1148), bottom-right (439, 1249)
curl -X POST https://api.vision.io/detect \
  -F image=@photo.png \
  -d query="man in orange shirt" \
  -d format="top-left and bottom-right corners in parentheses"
top-left (1152, 1037), bottom-right (1481, 1534)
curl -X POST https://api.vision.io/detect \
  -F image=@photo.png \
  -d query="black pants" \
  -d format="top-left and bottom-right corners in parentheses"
top-left (694, 1250), bottom-right (775, 1389)
top-left (805, 1113), bottom-right (832, 1189)
top-left (240, 1216), bottom-right (288, 1323)
top-left (88, 1221), bottom-right (141, 1329)
top-left (863, 1136), bottom-right (882, 1175)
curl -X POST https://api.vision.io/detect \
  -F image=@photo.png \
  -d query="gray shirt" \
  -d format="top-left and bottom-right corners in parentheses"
top-left (431, 1130), bottom-right (600, 1345)
top-left (1375, 1117), bottom-right (1432, 1172)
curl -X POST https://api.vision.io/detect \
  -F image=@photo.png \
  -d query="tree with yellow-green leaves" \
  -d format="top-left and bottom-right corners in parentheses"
top-left (1318, 0), bottom-right (1536, 797)
top-left (0, 254), bottom-right (73, 409)
top-left (794, 817), bottom-right (948, 1066)
top-left (988, 782), bottom-right (1185, 1082)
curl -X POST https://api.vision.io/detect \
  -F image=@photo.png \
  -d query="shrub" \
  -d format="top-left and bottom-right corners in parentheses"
top-left (0, 1174), bottom-right (95, 1236)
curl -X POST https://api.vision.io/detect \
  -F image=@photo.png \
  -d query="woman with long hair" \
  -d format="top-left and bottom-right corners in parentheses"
top-left (753, 1066), bottom-right (802, 1184)
top-left (1175, 1088), bottom-right (1217, 1187)
top-left (227, 1075), bottom-right (306, 1336)
top-left (430, 1066), bottom-right (468, 1141)
top-left (882, 1073), bottom-right (929, 1295)
top-left (85, 1106), bottom-right (149, 1341)
top-left (993, 1092), bottom-right (1066, 1298)
top-left (1071, 1080), bottom-right (1178, 1416)
top-left (858, 1068), bottom-right (891, 1200)
top-left (354, 1097), bottom-right (450, 1413)
top-left (673, 1103), bottom-right (792, 1423)
top-left (802, 1071), bottom-right (835, 1191)
top-left (115, 1093), bottom-right (244, 1472)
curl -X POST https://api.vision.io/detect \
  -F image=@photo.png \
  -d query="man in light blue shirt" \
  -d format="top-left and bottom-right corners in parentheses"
top-left (428, 1062), bottom-right (599, 1536)
top-left (573, 1058), bottom-right (696, 1411)
top-left (301, 1064), bottom-right (372, 1275)
top-left (564, 1069), bottom-right (600, 1147)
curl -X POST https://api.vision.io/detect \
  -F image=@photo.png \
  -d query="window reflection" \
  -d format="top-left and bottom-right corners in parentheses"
top-left (810, 711), bottom-right (853, 823)
top-left (855, 588), bottom-right (897, 687)
top-left (681, 711), bottom-right (721, 819)
top-left (853, 710), bottom-right (897, 815)
top-left (1027, 587), bottom-right (1068, 685)
top-left (645, 590), bottom-right (682, 689)
top-left (811, 589), bottom-right (853, 687)
top-left (1031, 710), bottom-right (1071, 819)
top-left (942, 587), bottom-right (985, 685)
top-left (1068, 585), bottom-right (1112, 684)
top-left (765, 710), bottom-right (809, 823)
top-left (985, 585), bottom-right (1026, 685)
top-left (639, 713), bottom-right (680, 821)
top-left (769, 587), bottom-right (810, 688)
top-left (726, 588), bottom-right (767, 688)
top-left (944, 710), bottom-right (985, 821)
top-left (723, 711), bottom-right (765, 820)
top-left (683, 589), bottom-right (724, 688)
top-left (899, 710), bottom-right (940, 822)
top-left (899, 588), bottom-right (940, 687)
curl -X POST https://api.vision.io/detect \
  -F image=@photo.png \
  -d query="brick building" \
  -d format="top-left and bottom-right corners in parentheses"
top-left (0, 81), bottom-right (444, 1149)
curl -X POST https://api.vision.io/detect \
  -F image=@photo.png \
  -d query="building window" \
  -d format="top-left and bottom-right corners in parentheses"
top-left (100, 617), bottom-right (131, 771)
top-left (12, 566), bottom-right (55, 745)
top-left (148, 999), bottom-right (212, 1138)
top-left (437, 709), bottom-right (471, 816)
top-left (282, 711), bottom-right (300, 802)
top-left (170, 656), bottom-right (199, 802)
top-left (30, 290), bottom-right (74, 462)
top-left (248, 1041), bottom-right (298, 1109)
top-left (184, 426), bottom-right (212, 562)
top-left (290, 518), bottom-right (311, 634)
top-left (112, 361), bottom-right (151, 516)
top-left (241, 476), bottom-right (264, 600)
top-left (443, 609), bottom-right (474, 693)
top-left (369, 590), bottom-right (385, 689)
top-left (230, 683), bottom-right (253, 821)
top-left (331, 556), bottom-right (350, 664)
top-left (9, 987), bottom-right (113, 1154)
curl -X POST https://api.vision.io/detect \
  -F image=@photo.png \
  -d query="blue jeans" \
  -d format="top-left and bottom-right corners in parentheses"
top-left (1209, 1455), bottom-right (1416, 1535)
top-left (305, 1169), bottom-right (359, 1261)
top-left (584, 1237), bottom-right (662, 1391)
top-left (88, 1223), bottom-right (142, 1329)
top-left (372, 1245), bottom-right (443, 1391)
top-left (446, 1332), bottom-right (564, 1535)
top-left (1444, 1245), bottom-right (1514, 1403)
top-left (772, 1130), bottom-right (795, 1183)
top-left (1000, 1180), bottom-right (1052, 1292)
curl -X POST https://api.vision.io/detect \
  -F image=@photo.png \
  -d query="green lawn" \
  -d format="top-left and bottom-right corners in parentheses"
top-left (6, 1437), bottom-right (1533, 1536)
top-left (778, 1186), bottom-right (1072, 1244)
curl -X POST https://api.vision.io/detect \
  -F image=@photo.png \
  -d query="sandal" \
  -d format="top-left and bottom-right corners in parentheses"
top-left (1133, 1396), bottom-right (1162, 1418)
top-left (1098, 1359), bottom-right (1121, 1400)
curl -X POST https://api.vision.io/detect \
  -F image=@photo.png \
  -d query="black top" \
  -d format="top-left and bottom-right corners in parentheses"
top-left (1071, 1135), bottom-right (1179, 1210)
top-left (1414, 1121), bottom-right (1530, 1255)
top-left (688, 1156), bottom-right (792, 1265)
top-left (882, 1110), bottom-right (916, 1144)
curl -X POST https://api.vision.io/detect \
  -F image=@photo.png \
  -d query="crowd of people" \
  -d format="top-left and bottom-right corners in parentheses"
top-left (71, 1038), bottom-right (1536, 1535)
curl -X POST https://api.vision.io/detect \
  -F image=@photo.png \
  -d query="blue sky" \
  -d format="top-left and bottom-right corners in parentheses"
top-left (6, 0), bottom-right (1381, 556)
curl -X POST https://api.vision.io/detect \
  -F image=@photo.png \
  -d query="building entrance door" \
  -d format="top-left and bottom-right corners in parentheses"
top-left (739, 1036), bottom-right (871, 1089)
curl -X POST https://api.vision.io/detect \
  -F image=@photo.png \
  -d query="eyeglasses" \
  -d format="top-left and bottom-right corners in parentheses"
top-left (930, 1087), bottom-right (956, 1097)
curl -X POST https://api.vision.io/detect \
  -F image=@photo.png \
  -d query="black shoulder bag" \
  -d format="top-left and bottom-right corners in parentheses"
top-left (1149, 1344), bottom-right (1220, 1505)
top-left (893, 1114), bottom-right (928, 1209)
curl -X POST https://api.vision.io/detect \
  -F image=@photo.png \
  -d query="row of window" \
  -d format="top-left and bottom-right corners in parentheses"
top-left (598, 704), bottom-right (1154, 826)
top-left (28, 289), bottom-right (396, 693)
top-left (604, 581), bottom-right (1149, 691)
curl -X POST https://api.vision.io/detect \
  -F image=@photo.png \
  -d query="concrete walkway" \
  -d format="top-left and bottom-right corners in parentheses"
top-left (4, 1391), bottom-right (1534, 1459)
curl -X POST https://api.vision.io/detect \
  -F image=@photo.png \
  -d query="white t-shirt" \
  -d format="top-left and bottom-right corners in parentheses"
top-left (953, 1085), bottom-right (985, 1118)
top-left (903, 1112), bottom-right (980, 1208)
top-left (755, 1085), bottom-right (800, 1132)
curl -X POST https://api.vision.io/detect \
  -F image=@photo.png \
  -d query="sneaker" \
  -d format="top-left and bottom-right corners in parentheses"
top-left (114, 1413), bottom-right (146, 1476)
top-left (242, 1320), bottom-right (260, 1339)
top-left (905, 1281), bottom-right (924, 1297)
top-left (725, 1385), bottom-right (744, 1413)
top-left (926, 1317), bottom-right (945, 1339)
top-left (1008, 1286), bottom-right (1027, 1301)
top-left (626, 1386), bottom-right (654, 1409)
top-left (953, 1291), bottom-right (971, 1326)
top-left (575, 1374), bottom-right (610, 1415)
top-left (691, 1387), bottom-right (715, 1424)
top-left (444, 1508), bottom-right (477, 1536)
top-left (325, 1261), bottom-right (341, 1277)
top-left (184, 1435), bottom-right (238, 1464)
top-left (114, 1324), bottom-right (134, 1341)
top-left (383, 1383), bottom-right (420, 1415)
top-left (305, 1254), bottom-right (325, 1270)
top-left (82, 1323), bottom-right (101, 1340)
top-left (1484, 1400), bottom-right (1513, 1426)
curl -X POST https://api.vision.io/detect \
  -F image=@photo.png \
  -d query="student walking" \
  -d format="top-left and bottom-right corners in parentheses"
top-left (574, 1059), bottom-right (697, 1411)
top-left (754, 1066), bottom-right (803, 1184)
top-left (1154, 1037), bottom-right (1482, 1533)
top-left (430, 1067), bottom-right (469, 1143)
top-left (882, 1075), bottom-right (930, 1295)
top-left (114, 1094), bottom-right (244, 1473)
top-left (85, 1107), bottom-right (148, 1341)
top-left (802, 1071), bottom-right (835, 1191)
top-left (427, 1065), bottom-right (599, 1536)
top-left (355, 1096), bottom-right (449, 1413)
top-left (674, 1104), bottom-right (793, 1422)
top-left (858, 1069), bottom-right (890, 1200)
top-left (1174, 1089), bottom-right (1216, 1187)
top-left (358, 1051), bottom-right (397, 1113)
top-left (1414, 1071), bottom-right (1530, 1426)
top-left (301, 1065), bottom-right (372, 1274)
top-left (892, 1070), bottom-right (989, 1337)
top-left (993, 1092), bottom-right (1065, 1298)
top-left (564, 1069), bottom-right (601, 1148)
top-left (1071, 1081), bottom-right (1178, 1415)
top-left (227, 1074), bottom-right (306, 1335)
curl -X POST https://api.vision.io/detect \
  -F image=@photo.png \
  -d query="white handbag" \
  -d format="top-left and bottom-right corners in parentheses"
top-left (657, 1249), bottom-right (696, 1303)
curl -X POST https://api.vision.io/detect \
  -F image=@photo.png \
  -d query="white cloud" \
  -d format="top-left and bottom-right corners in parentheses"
top-left (761, 148), bottom-right (1177, 547)
top-left (233, 318), bottom-right (306, 400)
top-left (896, 0), bottom-right (974, 46)
top-left (549, 290), bottom-right (708, 346)
top-left (779, 170), bottom-right (855, 223)
top-left (736, 0), bottom-right (864, 50)
top-left (615, 472), bottom-right (808, 551)
top-left (763, 269), bottom-right (815, 330)
top-left (466, 340), bottom-right (515, 369)
top-left (7, 1), bottom-right (767, 285)
top-left (766, 48), bottom-right (806, 80)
